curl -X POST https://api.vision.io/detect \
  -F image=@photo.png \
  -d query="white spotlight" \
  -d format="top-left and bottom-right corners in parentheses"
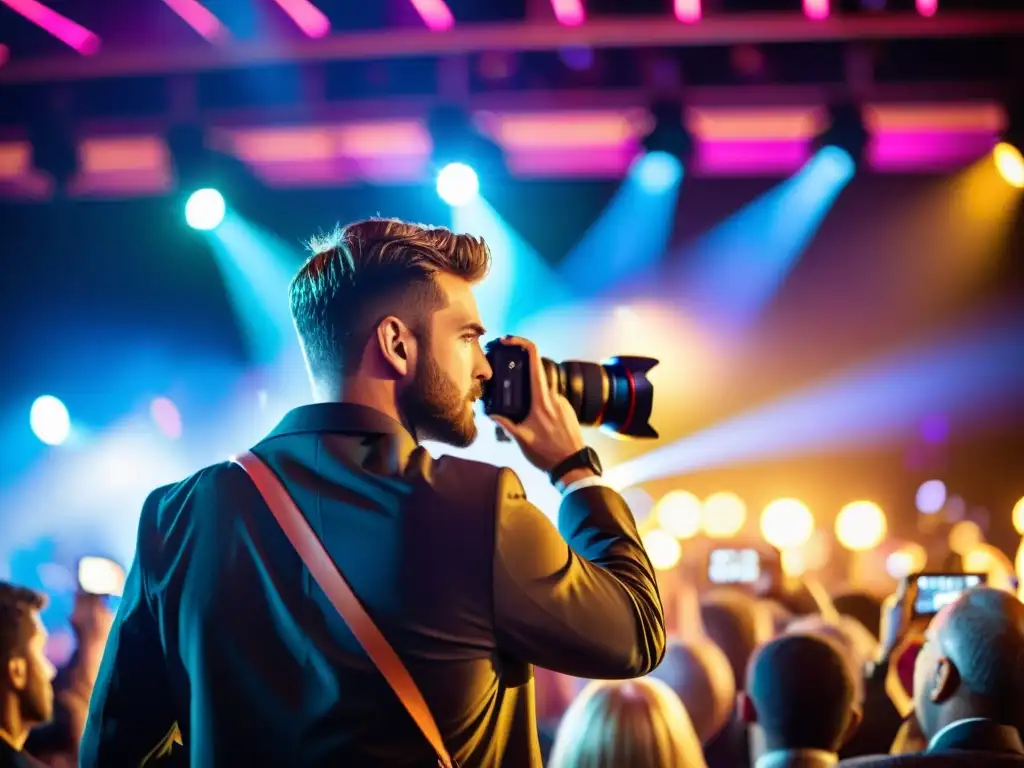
top-left (436, 163), bottom-right (479, 207)
top-left (185, 188), bottom-right (226, 231)
top-left (30, 395), bottom-right (71, 446)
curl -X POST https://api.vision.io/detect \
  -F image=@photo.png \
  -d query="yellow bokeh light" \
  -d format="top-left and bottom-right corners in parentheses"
top-left (760, 498), bottom-right (814, 550)
top-left (886, 543), bottom-right (927, 579)
top-left (835, 500), bottom-right (887, 552)
top-left (994, 142), bottom-right (1024, 189)
top-left (948, 520), bottom-right (983, 556)
top-left (702, 491), bottom-right (747, 539)
top-left (642, 529), bottom-right (683, 571)
top-left (781, 547), bottom-right (808, 577)
top-left (1012, 497), bottom-right (1024, 535)
top-left (656, 491), bottom-right (703, 540)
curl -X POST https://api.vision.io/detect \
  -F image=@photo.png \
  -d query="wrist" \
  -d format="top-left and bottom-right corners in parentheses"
top-left (548, 447), bottom-right (602, 486)
top-left (555, 468), bottom-right (598, 492)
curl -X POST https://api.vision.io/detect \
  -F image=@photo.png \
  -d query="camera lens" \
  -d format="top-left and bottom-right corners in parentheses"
top-left (546, 357), bottom-right (658, 439)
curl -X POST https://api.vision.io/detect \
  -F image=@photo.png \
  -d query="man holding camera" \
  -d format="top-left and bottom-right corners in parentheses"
top-left (81, 218), bottom-right (666, 767)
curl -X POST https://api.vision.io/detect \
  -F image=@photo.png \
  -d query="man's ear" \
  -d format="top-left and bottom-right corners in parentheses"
top-left (6, 656), bottom-right (27, 692)
top-left (375, 316), bottom-right (417, 378)
top-left (930, 657), bottom-right (959, 704)
top-left (737, 691), bottom-right (758, 725)
top-left (841, 707), bottom-right (863, 747)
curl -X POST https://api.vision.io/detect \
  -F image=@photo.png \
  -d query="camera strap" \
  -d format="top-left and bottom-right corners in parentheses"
top-left (231, 451), bottom-right (457, 768)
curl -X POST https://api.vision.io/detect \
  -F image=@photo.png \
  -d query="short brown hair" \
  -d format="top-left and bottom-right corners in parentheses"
top-left (0, 582), bottom-right (46, 661)
top-left (290, 218), bottom-right (490, 383)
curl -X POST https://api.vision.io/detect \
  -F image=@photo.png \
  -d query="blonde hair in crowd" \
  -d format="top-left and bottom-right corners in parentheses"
top-left (548, 677), bottom-right (708, 768)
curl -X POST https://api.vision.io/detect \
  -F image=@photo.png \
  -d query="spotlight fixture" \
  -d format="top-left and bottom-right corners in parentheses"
top-left (641, 100), bottom-right (694, 168)
top-left (427, 104), bottom-right (505, 181)
top-left (813, 103), bottom-right (869, 167)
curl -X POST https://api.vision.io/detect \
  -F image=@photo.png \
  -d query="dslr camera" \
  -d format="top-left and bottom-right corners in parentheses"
top-left (482, 340), bottom-right (658, 439)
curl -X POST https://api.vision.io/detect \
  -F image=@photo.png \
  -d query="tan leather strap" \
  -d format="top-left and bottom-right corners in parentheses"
top-left (231, 452), bottom-right (455, 768)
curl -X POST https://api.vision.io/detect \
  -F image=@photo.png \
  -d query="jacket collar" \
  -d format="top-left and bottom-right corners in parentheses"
top-left (266, 403), bottom-right (414, 442)
top-left (927, 718), bottom-right (1024, 755)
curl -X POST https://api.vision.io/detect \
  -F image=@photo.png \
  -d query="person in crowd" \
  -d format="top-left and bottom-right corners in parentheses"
top-left (842, 587), bottom-right (1024, 768)
top-left (648, 640), bottom-right (736, 746)
top-left (0, 583), bottom-right (55, 768)
top-left (81, 218), bottom-right (666, 767)
top-left (26, 593), bottom-right (113, 767)
top-left (701, 589), bottom-right (773, 768)
top-left (548, 677), bottom-right (707, 768)
top-left (742, 634), bottom-right (861, 768)
top-left (649, 582), bottom-right (736, 745)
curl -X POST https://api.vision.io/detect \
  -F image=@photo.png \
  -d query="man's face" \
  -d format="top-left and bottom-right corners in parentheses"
top-left (15, 612), bottom-right (56, 725)
top-left (401, 273), bottom-right (492, 447)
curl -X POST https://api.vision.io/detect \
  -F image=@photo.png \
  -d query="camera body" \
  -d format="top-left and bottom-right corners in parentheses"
top-left (482, 340), bottom-right (659, 439)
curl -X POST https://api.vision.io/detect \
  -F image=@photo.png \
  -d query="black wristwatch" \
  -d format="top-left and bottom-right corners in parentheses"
top-left (549, 447), bottom-right (603, 486)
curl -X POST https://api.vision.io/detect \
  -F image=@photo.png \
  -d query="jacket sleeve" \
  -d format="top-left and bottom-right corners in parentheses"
top-left (80, 487), bottom-right (179, 768)
top-left (491, 468), bottom-right (666, 679)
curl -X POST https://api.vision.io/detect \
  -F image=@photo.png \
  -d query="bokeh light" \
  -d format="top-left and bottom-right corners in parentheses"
top-left (835, 500), bottom-right (887, 551)
top-left (30, 395), bottom-right (71, 446)
top-left (642, 529), bottom-right (683, 571)
top-left (150, 397), bottom-right (183, 440)
top-left (915, 479), bottom-right (947, 514)
top-left (1012, 496), bottom-right (1024, 535)
top-left (993, 142), bottom-right (1024, 189)
top-left (948, 520), bottom-right (983, 555)
top-left (185, 188), bottom-right (226, 231)
top-left (436, 162), bottom-right (480, 207)
top-left (886, 543), bottom-right (928, 579)
top-left (702, 491), bottom-right (747, 539)
top-left (760, 498), bottom-right (814, 550)
top-left (656, 490), bottom-right (703, 540)
top-left (635, 151), bottom-right (684, 194)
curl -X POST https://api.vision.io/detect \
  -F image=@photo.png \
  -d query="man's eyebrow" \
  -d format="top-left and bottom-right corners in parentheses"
top-left (461, 323), bottom-right (487, 336)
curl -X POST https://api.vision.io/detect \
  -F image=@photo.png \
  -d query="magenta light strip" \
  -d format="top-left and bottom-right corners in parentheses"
top-left (550, 0), bottom-right (585, 27)
top-left (160, 0), bottom-right (229, 43)
top-left (0, 0), bottom-right (99, 54)
top-left (0, 44), bottom-right (8, 68)
top-left (869, 131), bottom-right (998, 172)
top-left (674, 0), bottom-right (701, 23)
top-left (409, 0), bottom-right (455, 31)
top-left (803, 0), bottom-right (829, 20)
top-left (916, 0), bottom-right (937, 17)
top-left (696, 139), bottom-right (810, 176)
top-left (271, 0), bottom-right (331, 39)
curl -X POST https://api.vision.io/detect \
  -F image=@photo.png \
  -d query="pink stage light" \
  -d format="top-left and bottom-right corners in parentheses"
top-left (916, 0), bottom-right (937, 17)
top-left (272, 0), bottom-right (331, 38)
top-left (0, 0), bottom-right (100, 55)
top-left (551, 0), bottom-right (585, 27)
top-left (674, 0), bottom-right (702, 23)
top-left (160, 0), bottom-right (229, 43)
top-left (803, 0), bottom-right (830, 20)
top-left (409, 0), bottom-right (454, 31)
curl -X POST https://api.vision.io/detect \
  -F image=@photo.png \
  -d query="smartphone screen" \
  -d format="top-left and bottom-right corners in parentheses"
top-left (78, 556), bottom-right (126, 597)
top-left (709, 548), bottom-right (761, 585)
top-left (913, 573), bottom-right (985, 616)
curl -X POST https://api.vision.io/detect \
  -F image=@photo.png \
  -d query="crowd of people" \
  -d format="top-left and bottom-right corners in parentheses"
top-left (1, 218), bottom-right (1022, 767)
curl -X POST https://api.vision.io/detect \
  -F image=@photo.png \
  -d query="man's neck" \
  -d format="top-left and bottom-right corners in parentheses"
top-left (315, 379), bottom-right (415, 440)
top-left (0, 709), bottom-right (28, 752)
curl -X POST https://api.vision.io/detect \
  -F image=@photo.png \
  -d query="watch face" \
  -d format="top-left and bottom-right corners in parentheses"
top-left (587, 448), bottom-right (603, 475)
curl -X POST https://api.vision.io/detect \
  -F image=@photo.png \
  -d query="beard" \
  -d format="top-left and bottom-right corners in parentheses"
top-left (400, 346), bottom-right (481, 448)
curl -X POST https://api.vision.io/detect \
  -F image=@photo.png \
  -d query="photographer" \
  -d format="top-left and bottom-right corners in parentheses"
top-left (81, 218), bottom-right (666, 767)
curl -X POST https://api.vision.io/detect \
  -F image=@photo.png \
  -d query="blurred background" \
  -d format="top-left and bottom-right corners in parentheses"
top-left (0, 0), bottom-right (1022, 665)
